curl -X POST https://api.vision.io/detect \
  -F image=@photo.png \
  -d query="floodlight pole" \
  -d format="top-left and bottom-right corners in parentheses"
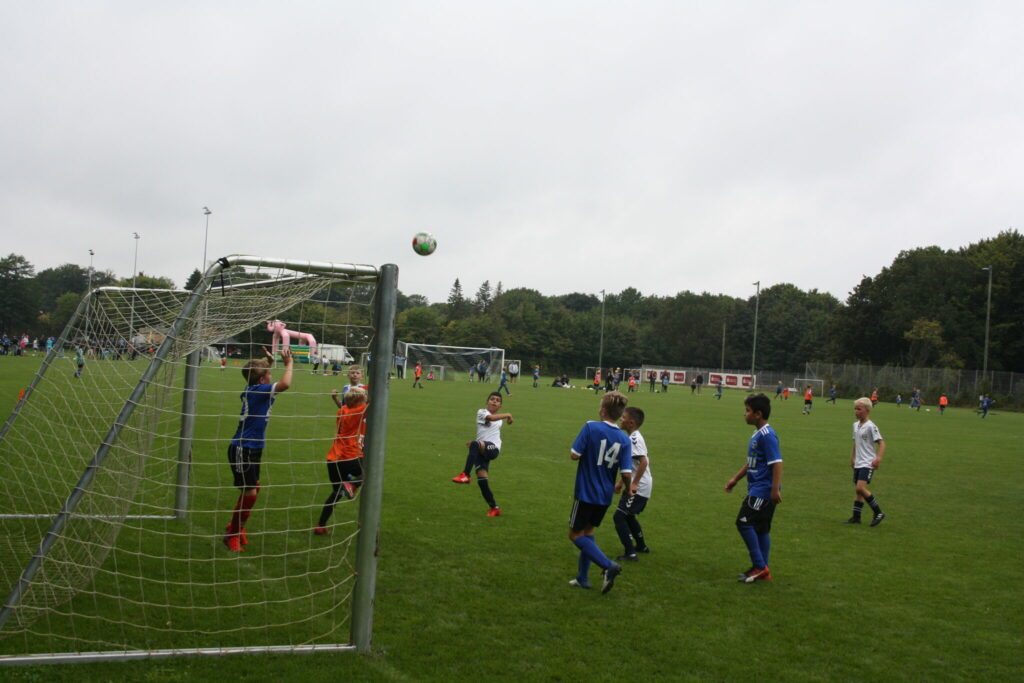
top-left (720, 321), bottom-right (726, 374)
top-left (981, 265), bottom-right (993, 379)
top-left (87, 249), bottom-right (95, 293)
top-left (751, 281), bottom-right (760, 388)
top-left (129, 232), bottom-right (140, 335)
top-left (597, 289), bottom-right (606, 380)
top-left (202, 207), bottom-right (212, 271)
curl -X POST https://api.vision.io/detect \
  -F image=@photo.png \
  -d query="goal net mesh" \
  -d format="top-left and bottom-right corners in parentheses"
top-left (0, 257), bottom-right (386, 660)
top-left (398, 342), bottom-right (504, 382)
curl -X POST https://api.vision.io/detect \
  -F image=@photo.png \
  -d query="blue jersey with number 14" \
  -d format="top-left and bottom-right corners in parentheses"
top-left (571, 421), bottom-right (632, 506)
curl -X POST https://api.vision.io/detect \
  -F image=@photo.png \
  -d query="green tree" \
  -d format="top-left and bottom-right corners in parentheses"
top-left (35, 264), bottom-right (88, 310)
top-left (446, 279), bottom-right (471, 321)
top-left (396, 306), bottom-right (445, 343)
top-left (184, 269), bottom-right (202, 290)
top-left (118, 272), bottom-right (176, 290)
top-left (0, 254), bottom-right (39, 333)
top-left (473, 280), bottom-right (492, 314)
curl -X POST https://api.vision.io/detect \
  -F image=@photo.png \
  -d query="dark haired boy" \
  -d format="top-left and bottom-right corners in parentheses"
top-left (451, 392), bottom-right (514, 517)
top-left (725, 393), bottom-right (782, 583)
top-left (613, 406), bottom-right (652, 561)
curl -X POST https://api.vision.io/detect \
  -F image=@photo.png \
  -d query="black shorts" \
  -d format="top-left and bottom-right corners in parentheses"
top-left (228, 444), bottom-right (263, 488)
top-left (853, 467), bottom-right (874, 484)
top-left (616, 492), bottom-right (649, 517)
top-left (328, 458), bottom-right (363, 485)
top-left (472, 442), bottom-right (500, 472)
top-left (735, 495), bottom-right (776, 534)
top-left (569, 499), bottom-right (609, 531)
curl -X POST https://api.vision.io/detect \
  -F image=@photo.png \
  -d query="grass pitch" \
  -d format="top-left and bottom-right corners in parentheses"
top-left (0, 356), bottom-right (1021, 680)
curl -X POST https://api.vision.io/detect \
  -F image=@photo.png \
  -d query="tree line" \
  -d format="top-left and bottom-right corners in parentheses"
top-left (2, 231), bottom-right (1020, 375)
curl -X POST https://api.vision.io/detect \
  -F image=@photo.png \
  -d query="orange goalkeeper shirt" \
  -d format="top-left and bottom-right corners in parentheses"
top-left (326, 404), bottom-right (367, 461)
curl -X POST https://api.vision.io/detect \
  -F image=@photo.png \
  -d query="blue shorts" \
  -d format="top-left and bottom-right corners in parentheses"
top-left (853, 467), bottom-right (875, 484)
top-left (472, 441), bottom-right (500, 472)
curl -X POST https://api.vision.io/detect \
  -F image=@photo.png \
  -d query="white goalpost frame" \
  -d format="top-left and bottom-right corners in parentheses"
top-left (398, 342), bottom-right (505, 382)
top-left (794, 377), bottom-right (825, 397)
top-left (0, 255), bottom-right (398, 665)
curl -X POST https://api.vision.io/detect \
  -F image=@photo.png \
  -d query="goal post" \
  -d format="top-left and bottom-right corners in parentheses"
top-left (398, 342), bottom-right (504, 382)
top-left (794, 377), bottom-right (825, 397)
top-left (0, 255), bottom-right (397, 664)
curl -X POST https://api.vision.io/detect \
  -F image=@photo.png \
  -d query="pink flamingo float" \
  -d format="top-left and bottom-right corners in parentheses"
top-left (266, 319), bottom-right (318, 357)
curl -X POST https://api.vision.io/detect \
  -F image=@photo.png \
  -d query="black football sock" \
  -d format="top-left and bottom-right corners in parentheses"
top-left (852, 501), bottom-right (864, 519)
top-left (865, 495), bottom-right (882, 514)
top-left (477, 478), bottom-right (496, 507)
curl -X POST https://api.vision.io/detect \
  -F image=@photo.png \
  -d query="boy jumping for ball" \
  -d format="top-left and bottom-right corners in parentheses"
top-left (845, 397), bottom-right (886, 526)
top-left (451, 391), bottom-right (514, 516)
top-left (315, 386), bottom-right (367, 534)
top-left (725, 393), bottom-right (782, 583)
top-left (613, 406), bottom-right (652, 561)
top-left (224, 346), bottom-right (293, 552)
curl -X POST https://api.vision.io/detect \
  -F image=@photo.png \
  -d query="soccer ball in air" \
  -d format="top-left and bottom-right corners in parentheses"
top-left (412, 232), bottom-right (437, 256)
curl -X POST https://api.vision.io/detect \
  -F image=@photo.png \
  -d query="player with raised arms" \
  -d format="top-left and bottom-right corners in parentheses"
top-left (568, 391), bottom-right (633, 594)
top-left (223, 346), bottom-right (293, 552)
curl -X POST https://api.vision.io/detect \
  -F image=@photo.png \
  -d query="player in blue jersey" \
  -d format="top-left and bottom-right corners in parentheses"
top-left (725, 393), bottom-right (783, 583)
top-left (223, 346), bottom-right (293, 552)
top-left (827, 384), bottom-right (837, 404)
top-left (568, 391), bottom-right (633, 594)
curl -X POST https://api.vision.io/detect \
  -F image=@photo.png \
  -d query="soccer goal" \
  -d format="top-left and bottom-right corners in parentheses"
top-left (0, 255), bottom-right (398, 664)
top-left (397, 342), bottom-right (504, 382)
top-left (794, 377), bottom-right (825, 397)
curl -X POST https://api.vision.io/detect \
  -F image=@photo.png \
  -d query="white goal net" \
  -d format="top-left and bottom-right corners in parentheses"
top-left (0, 255), bottom-right (397, 664)
top-left (397, 342), bottom-right (504, 382)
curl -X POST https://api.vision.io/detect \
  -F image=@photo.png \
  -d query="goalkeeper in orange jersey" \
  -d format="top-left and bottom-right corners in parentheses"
top-left (314, 386), bottom-right (368, 534)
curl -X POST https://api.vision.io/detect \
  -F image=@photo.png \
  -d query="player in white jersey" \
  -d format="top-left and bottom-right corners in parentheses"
top-left (451, 392), bottom-right (514, 516)
top-left (845, 397), bottom-right (886, 526)
top-left (613, 406), bottom-right (652, 560)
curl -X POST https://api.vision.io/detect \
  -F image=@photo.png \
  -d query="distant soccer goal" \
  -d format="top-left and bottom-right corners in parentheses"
top-left (0, 255), bottom-right (397, 664)
top-left (398, 342), bottom-right (504, 382)
top-left (794, 377), bottom-right (825, 397)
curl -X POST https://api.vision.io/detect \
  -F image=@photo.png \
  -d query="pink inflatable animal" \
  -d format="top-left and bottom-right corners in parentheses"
top-left (266, 320), bottom-right (317, 357)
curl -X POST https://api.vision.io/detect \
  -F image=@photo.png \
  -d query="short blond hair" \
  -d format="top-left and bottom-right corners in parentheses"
top-left (854, 397), bottom-right (873, 411)
top-left (600, 391), bottom-right (628, 421)
top-left (344, 386), bottom-right (367, 406)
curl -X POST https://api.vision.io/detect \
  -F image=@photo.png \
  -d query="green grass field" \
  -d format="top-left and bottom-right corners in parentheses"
top-left (0, 355), bottom-right (1021, 681)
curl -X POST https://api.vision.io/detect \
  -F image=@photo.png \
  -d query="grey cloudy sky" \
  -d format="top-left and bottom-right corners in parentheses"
top-left (2, 2), bottom-right (1020, 304)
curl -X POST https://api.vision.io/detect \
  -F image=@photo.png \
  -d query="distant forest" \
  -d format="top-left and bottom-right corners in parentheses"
top-left (1, 230), bottom-right (1020, 376)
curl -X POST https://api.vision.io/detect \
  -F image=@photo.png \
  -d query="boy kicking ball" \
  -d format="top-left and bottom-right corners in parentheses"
top-left (451, 392), bottom-right (514, 517)
top-left (845, 397), bottom-right (886, 526)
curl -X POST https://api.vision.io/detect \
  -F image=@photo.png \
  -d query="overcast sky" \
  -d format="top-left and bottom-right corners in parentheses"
top-left (2, 2), bottom-right (1020, 305)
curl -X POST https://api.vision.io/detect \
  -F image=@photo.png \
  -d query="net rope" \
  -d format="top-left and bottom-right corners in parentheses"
top-left (0, 260), bottom-right (378, 657)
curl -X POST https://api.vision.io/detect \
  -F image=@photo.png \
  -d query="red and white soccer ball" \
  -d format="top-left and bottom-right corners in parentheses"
top-left (412, 232), bottom-right (437, 256)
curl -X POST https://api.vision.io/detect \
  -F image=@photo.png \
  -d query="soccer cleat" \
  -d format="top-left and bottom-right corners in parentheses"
top-left (602, 563), bottom-right (622, 594)
top-left (487, 507), bottom-right (501, 517)
top-left (870, 512), bottom-right (885, 527)
top-left (239, 527), bottom-right (248, 546)
top-left (741, 566), bottom-right (771, 583)
top-left (223, 534), bottom-right (243, 552)
top-left (737, 566), bottom-right (756, 580)
top-left (313, 526), bottom-right (329, 535)
top-left (451, 472), bottom-right (471, 484)
top-left (635, 545), bottom-right (650, 554)
top-left (342, 481), bottom-right (357, 499)
top-left (843, 517), bottom-right (861, 524)
top-left (616, 553), bottom-right (639, 562)
top-left (568, 578), bottom-right (591, 590)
